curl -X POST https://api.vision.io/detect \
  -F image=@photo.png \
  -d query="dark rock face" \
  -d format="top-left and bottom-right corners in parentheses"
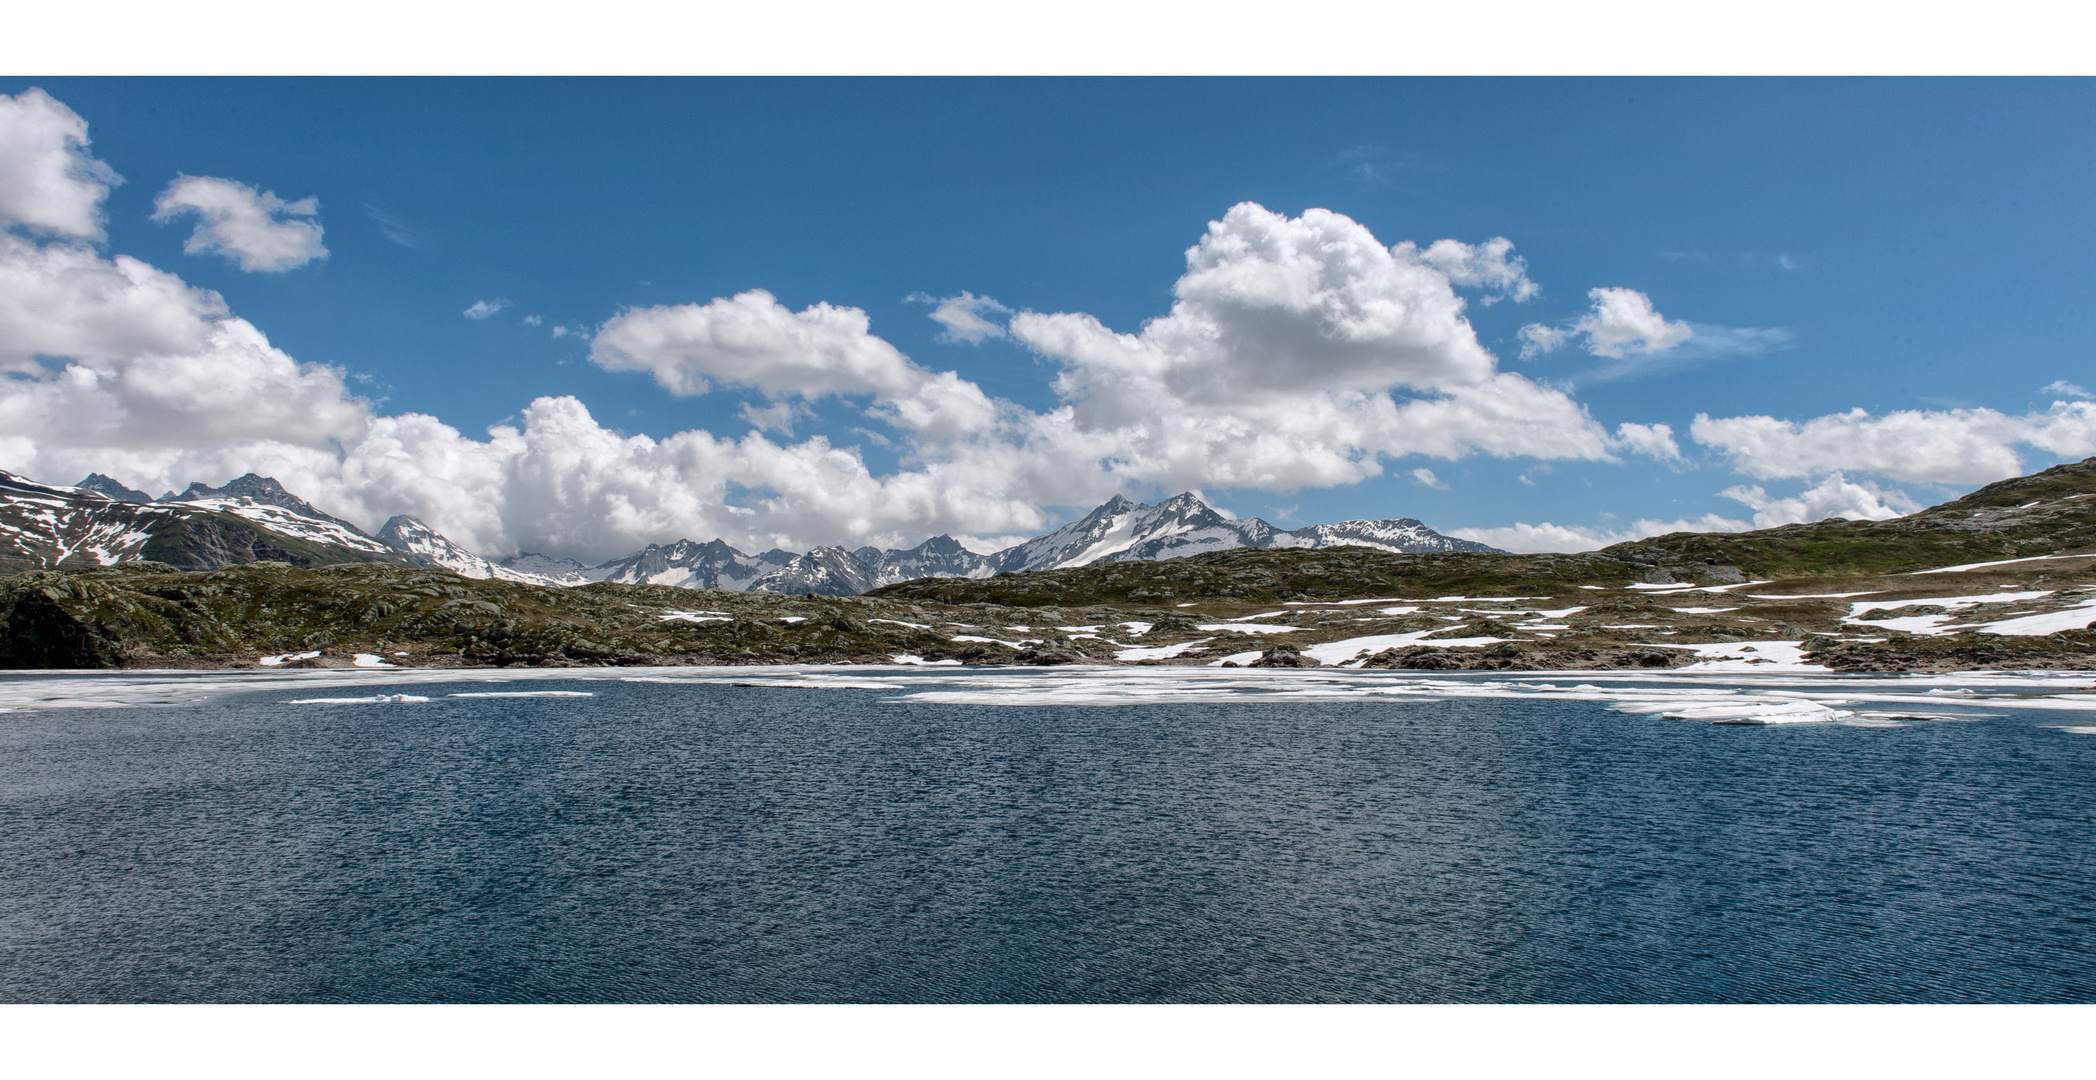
top-left (0, 585), bottom-right (121, 668)
top-left (1012, 646), bottom-right (1090, 665)
top-left (1248, 644), bottom-right (1320, 667)
top-left (1361, 645), bottom-right (1465, 670)
top-left (1360, 644), bottom-right (1688, 671)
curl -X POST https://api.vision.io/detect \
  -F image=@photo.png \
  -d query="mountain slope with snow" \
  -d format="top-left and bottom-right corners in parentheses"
top-left (9, 469), bottom-right (1496, 596)
top-left (377, 516), bottom-right (498, 578)
top-left (983, 492), bottom-right (1497, 575)
top-left (0, 471), bottom-right (407, 574)
top-left (586, 539), bottom-right (798, 590)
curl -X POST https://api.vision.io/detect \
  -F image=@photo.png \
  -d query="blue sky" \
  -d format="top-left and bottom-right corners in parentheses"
top-left (6, 78), bottom-right (2095, 559)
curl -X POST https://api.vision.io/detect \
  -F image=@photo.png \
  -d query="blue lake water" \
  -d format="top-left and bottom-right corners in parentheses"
top-left (1, 673), bottom-right (2092, 1002)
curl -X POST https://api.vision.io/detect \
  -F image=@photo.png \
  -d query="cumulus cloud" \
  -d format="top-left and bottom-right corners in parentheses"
top-left (1520, 287), bottom-right (1693, 360)
top-left (1006, 204), bottom-right (1652, 493)
top-left (592, 289), bottom-right (999, 438)
top-left (1399, 236), bottom-right (1539, 304)
top-left (1411, 467), bottom-right (1448, 489)
top-left (911, 290), bottom-right (1009, 343)
top-left (739, 400), bottom-right (807, 435)
top-left (1718, 473), bottom-right (1919, 529)
top-left (1691, 402), bottom-right (2096, 486)
top-left (0, 88), bottom-right (119, 240)
top-left (463, 299), bottom-right (507, 320)
top-left (0, 234), bottom-right (227, 372)
top-left (1451, 513), bottom-right (1750, 554)
top-left (151, 176), bottom-right (327, 272)
top-left (2044, 380), bottom-right (2091, 400)
top-left (1613, 422), bottom-right (1682, 462)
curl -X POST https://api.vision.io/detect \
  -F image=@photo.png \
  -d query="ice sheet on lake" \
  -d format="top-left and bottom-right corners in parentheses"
top-left (448, 691), bottom-right (595, 698)
top-left (4, 665), bottom-right (2095, 733)
top-left (287, 694), bottom-right (431, 704)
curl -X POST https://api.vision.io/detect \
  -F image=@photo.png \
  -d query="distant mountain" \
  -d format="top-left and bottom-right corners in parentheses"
top-left (1268, 517), bottom-right (1501, 554)
top-left (167, 474), bottom-right (368, 534)
top-left (377, 515), bottom-right (498, 578)
top-left (982, 492), bottom-right (1498, 575)
top-left (77, 474), bottom-right (153, 503)
top-left (489, 552), bottom-right (598, 587)
top-left (586, 539), bottom-right (799, 590)
top-left (15, 470), bottom-right (1496, 596)
top-left (751, 534), bottom-right (999, 596)
top-left (987, 493), bottom-right (1276, 572)
top-left (0, 470), bottom-right (404, 574)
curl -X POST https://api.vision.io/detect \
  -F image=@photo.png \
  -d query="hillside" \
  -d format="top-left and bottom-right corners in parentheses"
top-left (6, 457), bottom-right (2096, 673)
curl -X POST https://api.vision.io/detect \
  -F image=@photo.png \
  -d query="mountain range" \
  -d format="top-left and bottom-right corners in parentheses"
top-left (3, 470), bottom-right (1500, 594)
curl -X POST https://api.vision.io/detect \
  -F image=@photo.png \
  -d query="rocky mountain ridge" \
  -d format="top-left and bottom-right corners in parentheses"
top-left (2, 472), bottom-right (1495, 595)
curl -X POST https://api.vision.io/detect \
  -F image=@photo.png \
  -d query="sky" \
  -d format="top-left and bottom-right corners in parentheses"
top-left (4, 78), bottom-right (2095, 563)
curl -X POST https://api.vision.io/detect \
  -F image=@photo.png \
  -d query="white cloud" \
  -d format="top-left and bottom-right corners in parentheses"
top-left (463, 299), bottom-right (507, 320)
top-left (0, 88), bottom-right (119, 240)
top-left (550, 325), bottom-right (570, 338)
top-left (1452, 513), bottom-right (1749, 554)
top-left (1411, 467), bottom-right (1448, 489)
top-left (1521, 287), bottom-right (1693, 359)
top-left (1006, 204), bottom-right (1645, 493)
top-left (0, 222), bottom-right (375, 502)
top-left (522, 314), bottom-right (542, 326)
top-left (1691, 402), bottom-right (2096, 486)
top-left (151, 175), bottom-right (327, 272)
top-left (1718, 473), bottom-right (1918, 529)
top-left (1400, 236), bottom-right (1539, 304)
top-left (1612, 422), bottom-right (1682, 462)
top-left (1463, 473), bottom-right (1922, 554)
top-left (2044, 380), bottom-right (2091, 400)
top-left (738, 400), bottom-right (806, 435)
top-left (591, 289), bottom-right (998, 437)
top-left (0, 233), bottom-right (226, 372)
top-left (912, 290), bottom-right (1009, 343)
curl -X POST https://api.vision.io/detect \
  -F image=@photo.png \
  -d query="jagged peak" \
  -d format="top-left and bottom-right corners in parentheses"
top-left (77, 473), bottom-right (153, 503)
top-left (1153, 491), bottom-right (1213, 512)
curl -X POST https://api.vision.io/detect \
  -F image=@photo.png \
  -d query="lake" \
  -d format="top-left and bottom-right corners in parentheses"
top-left (1, 667), bottom-right (2092, 1002)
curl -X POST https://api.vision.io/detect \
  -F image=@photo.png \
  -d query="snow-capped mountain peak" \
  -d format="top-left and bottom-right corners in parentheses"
top-left (166, 474), bottom-right (367, 533)
top-left (176, 495), bottom-right (398, 556)
top-left (377, 515), bottom-right (496, 578)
